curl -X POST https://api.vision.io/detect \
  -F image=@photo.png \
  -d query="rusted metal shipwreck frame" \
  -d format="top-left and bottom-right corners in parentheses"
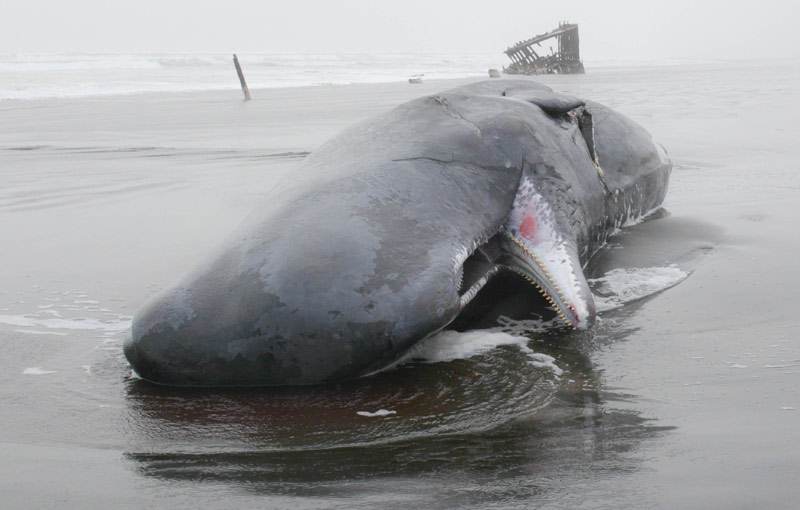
top-left (504, 22), bottom-right (585, 75)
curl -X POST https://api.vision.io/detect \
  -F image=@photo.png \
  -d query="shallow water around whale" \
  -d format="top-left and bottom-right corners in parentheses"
top-left (1, 60), bottom-right (799, 508)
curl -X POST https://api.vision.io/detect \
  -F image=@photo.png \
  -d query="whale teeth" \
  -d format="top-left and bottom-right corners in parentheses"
top-left (555, 311), bottom-right (572, 328)
top-left (501, 229), bottom-right (578, 329)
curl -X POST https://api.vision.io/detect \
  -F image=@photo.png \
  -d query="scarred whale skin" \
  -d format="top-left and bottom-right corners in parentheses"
top-left (124, 80), bottom-right (671, 386)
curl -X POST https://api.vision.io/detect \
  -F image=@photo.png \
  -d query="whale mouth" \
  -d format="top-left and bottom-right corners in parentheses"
top-left (453, 231), bottom-right (591, 330)
top-left (456, 257), bottom-right (502, 311)
top-left (498, 229), bottom-right (583, 329)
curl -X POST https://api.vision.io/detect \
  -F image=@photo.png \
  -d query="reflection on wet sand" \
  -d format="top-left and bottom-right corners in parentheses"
top-left (122, 340), bottom-right (560, 451)
top-left (122, 328), bottom-right (671, 503)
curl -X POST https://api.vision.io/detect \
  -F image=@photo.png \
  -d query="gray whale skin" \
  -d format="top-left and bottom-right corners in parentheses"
top-left (124, 80), bottom-right (671, 386)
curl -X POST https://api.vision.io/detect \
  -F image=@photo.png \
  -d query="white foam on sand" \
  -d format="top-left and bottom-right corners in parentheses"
top-left (589, 266), bottom-right (689, 312)
top-left (23, 367), bottom-right (57, 375)
top-left (14, 329), bottom-right (68, 336)
top-left (356, 409), bottom-right (397, 418)
top-left (395, 330), bottom-right (563, 376)
top-left (0, 313), bottom-right (130, 333)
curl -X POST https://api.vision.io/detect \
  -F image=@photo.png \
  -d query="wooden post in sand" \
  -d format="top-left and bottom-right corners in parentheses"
top-left (232, 54), bottom-right (251, 101)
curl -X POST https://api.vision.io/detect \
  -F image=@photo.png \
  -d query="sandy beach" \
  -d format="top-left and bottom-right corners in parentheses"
top-left (2, 62), bottom-right (800, 509)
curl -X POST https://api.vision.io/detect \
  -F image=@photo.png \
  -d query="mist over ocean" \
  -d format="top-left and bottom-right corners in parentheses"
top-left (1, 54), bottom-right (799, 509)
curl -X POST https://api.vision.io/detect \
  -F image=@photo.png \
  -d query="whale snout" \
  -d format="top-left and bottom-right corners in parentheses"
top-left (124, 242), bottom-right (461, 386)
top-left (125, 288), bottom-right (382, 387)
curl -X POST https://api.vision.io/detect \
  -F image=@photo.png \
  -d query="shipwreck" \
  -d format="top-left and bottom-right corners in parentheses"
top-left (504, 22), bottom-right (585, 75)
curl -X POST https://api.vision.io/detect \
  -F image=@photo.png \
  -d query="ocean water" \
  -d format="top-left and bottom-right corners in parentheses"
top-left (0, 53), bottom-right (738, 101)
top-left (0, 52), bottom-right (504, 100)
top-left (1, 58), bottom-right (800, 509)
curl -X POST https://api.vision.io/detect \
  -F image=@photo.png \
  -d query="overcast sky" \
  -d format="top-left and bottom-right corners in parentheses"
top-left (2, 0), bottom-right (798, 61)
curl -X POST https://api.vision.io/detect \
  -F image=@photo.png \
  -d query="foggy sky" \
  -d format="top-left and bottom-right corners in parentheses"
top-left (2, 0), bottom-right (798, 61)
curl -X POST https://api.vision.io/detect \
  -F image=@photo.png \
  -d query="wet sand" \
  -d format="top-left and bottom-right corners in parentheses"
top-left (1, 62), bottom-right (799, 509)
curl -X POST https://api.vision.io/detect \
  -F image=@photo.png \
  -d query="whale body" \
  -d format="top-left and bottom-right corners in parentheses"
top-left (124, 80), bottom-right (671, 386)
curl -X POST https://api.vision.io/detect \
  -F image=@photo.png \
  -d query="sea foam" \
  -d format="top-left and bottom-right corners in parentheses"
top-left (394, 330), bottom-right (562, 375)
top-left (589, 266), bottom-right (689, 312)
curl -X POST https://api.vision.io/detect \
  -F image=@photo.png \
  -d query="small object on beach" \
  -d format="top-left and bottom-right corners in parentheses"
top-left (232, 54), bottom-right (251, 101)
top-left (357, 409), bottom-right (397, 417)
top-left (488, 69), bottom-right (500, 78)
top-left (409, 74), bottom-right (424, 84)
top-left (23, 367), bottom-right (57, 375)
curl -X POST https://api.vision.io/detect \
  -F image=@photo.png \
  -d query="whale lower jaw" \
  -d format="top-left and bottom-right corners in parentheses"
top-left (453, 231), bottom-right (596, 330)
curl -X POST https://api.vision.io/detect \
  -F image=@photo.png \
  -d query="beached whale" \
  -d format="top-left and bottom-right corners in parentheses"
top-left (124, 80), bottom-right (671, 386)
